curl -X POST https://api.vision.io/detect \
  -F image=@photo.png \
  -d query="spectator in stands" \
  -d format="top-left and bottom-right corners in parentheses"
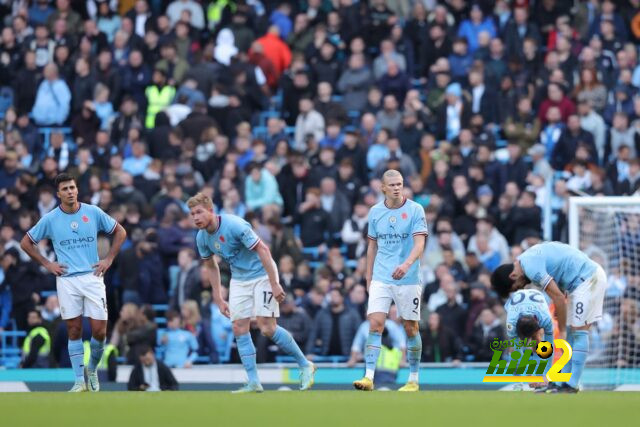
top-left (31, 63), bottom-right (71, 126)
top-left (128, 344), bottom-right (179, 391)
top-left (435, 281), bottom-right (467, 339)
top-left (245, 162), bottom-right (284, 213)
top-left (337, 53), bottom-right (373, 112)
top-left (468, 308), bottom-right (505, 362)
top-left (112, 303), bottom-right (157, 364)
top-left (158, 310), bottom-right (198, 368)
top-left (144, 68), bottom-right (175, 128)
top-left (421, 312), bottom-right (463, 363)
top-left (169, 248), bottom-right (201, 311)
top-left (277, 294), bottom-right (312, 353)
top-left (0, 247), bottom-right (41, 332)
top-left (20, 309), bottom-right (51, 368)
top-left (306, 288), bottom-right (360, 358)
top-left (297, 188), bottom-right (330, 250)
top-left (294, 96), bottom-right (325, 152)
top-left (254, 26), bottom-right (291, 77)
top-left (319, 177), bottom-right (351, 237)
top-left (457, 4), bottom-right (496, 54)
top-left (180, 300), bottom-right (215, 360)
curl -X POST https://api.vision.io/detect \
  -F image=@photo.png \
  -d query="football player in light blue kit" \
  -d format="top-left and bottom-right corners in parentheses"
top-left (353, 170), bottom-right (428, 392)
top-left (505, 289), bottom-right (555, 388)
top-left (188, 193), bottom-right (315, 393)
top-left (505, 289), bottom-right (554, 345)
top-left (491, 241), bottom-right (607, 393)
top-left (20, 174), bottom-right (127, 392)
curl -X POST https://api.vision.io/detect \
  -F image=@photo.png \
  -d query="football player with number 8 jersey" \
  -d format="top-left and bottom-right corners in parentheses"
top-left (491, 241), bottom-right (608, 393)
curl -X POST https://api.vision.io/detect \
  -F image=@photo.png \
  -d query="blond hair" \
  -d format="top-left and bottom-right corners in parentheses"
top-left (382, 169), bottom-right (403, 184)
top-left (181, 300), bottom-right (201, 326)
top-left (187, 192), bottom-right (214, 210)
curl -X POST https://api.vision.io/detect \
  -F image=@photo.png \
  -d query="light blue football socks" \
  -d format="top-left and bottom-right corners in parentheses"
top-left (364, 331), bottom-right (382, 380)
top-left (88, 337), bottom-right (105, 372)
top-left (236, 333), bottom-right (260, 385)
top-left (271, 326), bottom-right (309, 367)
top-left (567, 330), bottom-right (589, 389)
top-left (68, 339), bottom-right (85, 383)
top-left (407, 334), bottom-right (422, 382)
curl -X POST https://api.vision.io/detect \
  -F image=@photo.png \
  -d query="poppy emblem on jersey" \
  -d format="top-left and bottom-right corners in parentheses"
top-left (389, 216), bottom-right (397, 223)
top-left (82, 215), bottom-right (89, 223)
top-left (401, 213), bottom-right (408, 220)
top-left (219, 236), bottom-right (225, 243)
top-left (214, 242), bottom-right (221, 250)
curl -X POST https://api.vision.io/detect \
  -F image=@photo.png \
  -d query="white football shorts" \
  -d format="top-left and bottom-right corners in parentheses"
top-left (569, 265), bottom-right (607, 327)
top-left (57, 273), bottom-right (108, 320)
top-left (367, 280), bottom-right (422, 321)
top-left (229, 264), bottom-right (280, 321)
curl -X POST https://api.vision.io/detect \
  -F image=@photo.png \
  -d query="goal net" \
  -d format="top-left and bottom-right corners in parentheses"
top-left (569, 196), bottom-right (640, 389)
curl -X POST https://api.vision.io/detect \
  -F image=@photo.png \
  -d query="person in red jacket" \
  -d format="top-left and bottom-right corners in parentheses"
top-left (253, 25), bottom-right (292, 77)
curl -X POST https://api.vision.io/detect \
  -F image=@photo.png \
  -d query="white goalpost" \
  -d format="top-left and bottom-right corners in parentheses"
top-left (568, 196), bottom-right (640, 389)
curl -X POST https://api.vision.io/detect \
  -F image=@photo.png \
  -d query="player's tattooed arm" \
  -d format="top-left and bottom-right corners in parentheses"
top-left (545, 279), bottom-right (567, 340)
top-left (204, 256), bottom-right (230, 318)
top-left (19, 235), bottom-right (67, 276)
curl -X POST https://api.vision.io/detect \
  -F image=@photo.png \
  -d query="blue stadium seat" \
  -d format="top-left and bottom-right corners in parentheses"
top-left (253, 125), bottom-right (268, 140)
top-left (0, 329), bottom-right (26, 368)
top-left (345, 260), bottom-right (358, 269)
top-left (40, 290), bottom-right (57, 299)
top-left (284, 126), bottom-right (296, 140)
top-left (258, 111), bottom-right (280, 126)
top-left (38, 127), bottom-right (72, 149)
top-left (152, 304), bottom-right (169, 313)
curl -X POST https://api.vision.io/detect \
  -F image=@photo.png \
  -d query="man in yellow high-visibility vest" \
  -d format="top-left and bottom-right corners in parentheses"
top-left (21, 310), bottom-right (51, 368)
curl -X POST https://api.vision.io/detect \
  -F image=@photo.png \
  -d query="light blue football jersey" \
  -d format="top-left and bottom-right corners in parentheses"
top-left (195, 214), bottom-right (264, 281)
top-left (504, 289), bottom-right (554, 343)
top-left (517, 242), bottom-right (598, 294)
top-left (27, 203), bottom-right (117, 277)
top-left (368, 198), bottom-right (428, 285)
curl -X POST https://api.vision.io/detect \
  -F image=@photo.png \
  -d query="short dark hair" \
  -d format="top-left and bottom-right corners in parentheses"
top-left (491, 264), bottom-right (515, 298)
top-left (516, 314), bottom-right (540, 340)
top-left (166, 310), bottom-right (180, 322)
top-left (54, 173), bottom-right (76, 190)
top-left (139, 344), bottom-right (154, 356)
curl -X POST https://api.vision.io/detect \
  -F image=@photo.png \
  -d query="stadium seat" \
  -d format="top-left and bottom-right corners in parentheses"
top-left (38, 127), bottom-right (72, 150)
top-left (0, 330), bottom-right (26, 368)
top-left (152, 304), bottom-right (169, 313)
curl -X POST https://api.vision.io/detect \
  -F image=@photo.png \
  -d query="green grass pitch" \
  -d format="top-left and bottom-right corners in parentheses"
top-left (1, 391), bottom-right (637, 427)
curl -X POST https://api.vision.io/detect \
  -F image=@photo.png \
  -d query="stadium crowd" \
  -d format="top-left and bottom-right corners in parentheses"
top-left (0, 0), bottom-right (639, 371)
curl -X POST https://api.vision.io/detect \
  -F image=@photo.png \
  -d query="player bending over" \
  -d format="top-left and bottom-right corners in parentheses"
top-left (353, 170), bottom-right (428, 392)
top-left (188, 193), bottom-right (315, 393)
top-left (491, 241), bottom-right (607, 393)
top-left (20, 174), bottom-right (127, 392)
top-left (504, 289), bottom-right (555, 389)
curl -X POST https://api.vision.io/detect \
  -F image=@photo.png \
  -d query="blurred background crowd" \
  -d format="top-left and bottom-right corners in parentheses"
top-left (1, 0), bottom-right (640, 371)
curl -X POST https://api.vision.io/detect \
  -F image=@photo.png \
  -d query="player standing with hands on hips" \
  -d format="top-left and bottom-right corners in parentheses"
top-left (353, 170), bottom-right (428, 391)
top-left (20, 174), bottom-right (127, 392)
top-left (188, 193), bottom-right (316, 393)
top-left (491, 241), bottom-right (608, 393)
